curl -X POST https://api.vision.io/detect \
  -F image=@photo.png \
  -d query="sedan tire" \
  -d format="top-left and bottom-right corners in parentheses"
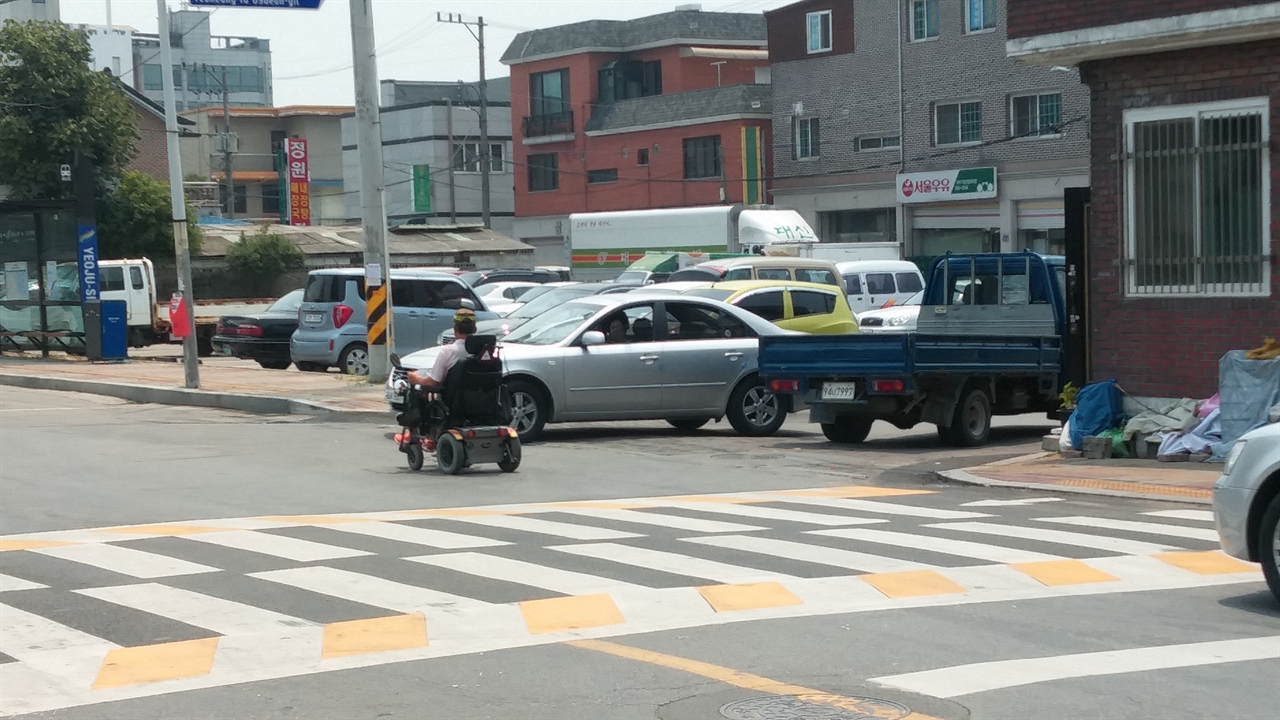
top-left (258, 360), bottom-right (291, 370)
top-left (1260, 493), bottom-right (1280, 603)
top-left (339, 343), bottom-right (369, 376)
top-left (667, 418), bottom-right (711, 432)
top-left (726, 377), bottom-right (786, 437)
top-left (506, 379), bottom-right (548, 442)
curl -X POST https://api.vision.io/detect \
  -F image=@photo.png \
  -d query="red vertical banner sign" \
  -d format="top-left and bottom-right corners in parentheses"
top-left (286, 138), bottom-right (311, 226)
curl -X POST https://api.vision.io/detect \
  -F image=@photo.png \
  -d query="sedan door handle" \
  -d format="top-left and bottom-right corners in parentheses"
top-left (639, 354), bottom-right (659, 364)
top-left (724, 351), bottom-right (744, 360)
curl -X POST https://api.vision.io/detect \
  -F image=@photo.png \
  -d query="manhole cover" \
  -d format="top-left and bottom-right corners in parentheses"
top-left (719, 694), bottom-right (911, 720)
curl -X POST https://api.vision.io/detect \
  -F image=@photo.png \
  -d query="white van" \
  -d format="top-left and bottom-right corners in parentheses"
top-left (836, 260), bottom-right (925, 315)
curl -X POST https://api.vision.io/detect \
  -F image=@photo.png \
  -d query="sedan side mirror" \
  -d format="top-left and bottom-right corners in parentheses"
top-left (581, 330), bottom-right (606, 347)
top-left (389, 353), bottom-right (402, 369)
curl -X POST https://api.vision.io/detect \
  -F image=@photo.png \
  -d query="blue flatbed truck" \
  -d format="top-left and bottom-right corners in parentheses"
top-left (759, 252), bottom-right (1070, 447)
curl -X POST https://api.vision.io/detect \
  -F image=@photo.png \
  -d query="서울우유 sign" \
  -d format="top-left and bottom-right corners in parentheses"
top-left (896, 167), bottom-right (997, 204)
top-left (188, 0), bottom-right (323, 8)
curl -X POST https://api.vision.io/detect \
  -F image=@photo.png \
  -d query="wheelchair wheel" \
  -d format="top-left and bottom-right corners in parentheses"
top-left (498, 437), bottom-right (522, 473)
top-left (405, 443), bottom-right (424, 471)
top-left (436, 433), bottom-right (466, 475)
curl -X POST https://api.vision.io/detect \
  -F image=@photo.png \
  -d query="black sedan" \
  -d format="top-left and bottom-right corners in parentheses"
top-left (211, 289), bottom-right (303, 369)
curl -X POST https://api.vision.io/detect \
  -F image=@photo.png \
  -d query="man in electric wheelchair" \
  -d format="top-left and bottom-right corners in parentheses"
top-left (392, 310), bottom-right (522, 474)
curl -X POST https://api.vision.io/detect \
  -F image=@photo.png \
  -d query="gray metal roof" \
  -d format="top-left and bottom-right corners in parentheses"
top-left (196, 224), bottom-right (532, 259)
top-left (584, 84), bottom-right (772, 134)
top-left (500, 10), bottom-right (766, 65)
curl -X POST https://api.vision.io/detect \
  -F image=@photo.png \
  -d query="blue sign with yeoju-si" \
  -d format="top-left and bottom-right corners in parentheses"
top-left (77, 225), bottom-right (100, 304)
top-left (188, 0), bottom-right (323, 8)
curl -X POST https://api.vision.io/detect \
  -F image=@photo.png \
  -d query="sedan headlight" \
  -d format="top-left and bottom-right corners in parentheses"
top-left (1222, 439), bottom-right (1247, 476)
top-left (886, 315), bottom-right (912, 326)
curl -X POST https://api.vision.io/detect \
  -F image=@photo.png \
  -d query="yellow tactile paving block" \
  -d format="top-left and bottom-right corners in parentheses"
top-left (770, 486), bottom-right (936, 499)
top-left (92, 637), bottom-right (219, 690)
top-left (322, 613), bottom-right (428, 659)
top-left (697, 582), bottom-right (804, 613)
top-left (1155, 551), bottom-right (1258, 575)
top-left (255, 515), bottom-right (369, 524)
top-left (1011, 559), bottom-right (1120, 586)
top-left (1049, 479), bottom-right (1213, 499)
top-left (99, 525), bottom-right (232, 536)
top-left (859, 570), bottom-right (967, 598)
top-left (520, 593), bottom-right (625, 634)
top-left (0, 539), bottom-right (78, 552)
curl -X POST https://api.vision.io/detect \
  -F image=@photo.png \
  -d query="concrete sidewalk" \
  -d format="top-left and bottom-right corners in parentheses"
top-left (0, 350), bottom-right (389, 420)
top-left (940, 452), bottom-right (1220, 504)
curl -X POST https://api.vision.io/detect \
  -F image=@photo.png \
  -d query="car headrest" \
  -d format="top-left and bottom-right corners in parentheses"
top-left (465, 334), bottom-right (497, 355)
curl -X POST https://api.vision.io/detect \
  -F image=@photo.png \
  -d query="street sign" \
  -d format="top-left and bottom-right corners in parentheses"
top-left (286, 138), bottom-right (311, 226)
top-left (188, 0), bottom-right (323, 8)
top-left (896, 167), bottom-right (998, 204)
top-left (77, 225), bottom-right (100, 304)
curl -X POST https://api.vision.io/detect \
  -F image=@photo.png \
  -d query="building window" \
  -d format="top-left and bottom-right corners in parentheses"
top-left (1124, 99), bottom-right (1269, 296)
top-left (965, 0), bottom-right (997, 32)
top-left (806, 10), bottom-right (832, 53)
top-left (488, 143), bottom-right (505, 173)
top-left (142, 64), bottom-right (162, 90)
top-left (597, 60), bottom-right (661, 104)
top-left (529, 69), bottom-right (569, 117)
top-left (911, 0), bottom-right (939, 40)
top-left (1012, 93), bottom-right (1062, 138)
top-left (935, 101), bottom-right (982, 145)
top-left (858, 135), bottom-right (900, 151)
top-left (452, 143), bottom-right (480, 173)
top-left (587, 168), bottom-right (618, 184)
top-left (637, 148), bottom-right (649, 166)
top-left (683, 136), bottom-right (722, 179)
top-left (527, 153), bottom-right (559, 192)
top-left (262, 182), bottom-right (280, 216)
top-left (793, 117), bottom-right (819, 159)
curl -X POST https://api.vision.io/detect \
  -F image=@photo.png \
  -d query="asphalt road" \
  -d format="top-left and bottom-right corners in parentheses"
top-left (1, 385), bottom-right (1276, 720)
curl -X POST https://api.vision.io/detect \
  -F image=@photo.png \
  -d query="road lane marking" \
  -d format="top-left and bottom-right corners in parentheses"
top-left (1154, 551), bottom-right (1258, 575)
top-left (184, 530), bottom-right (373, 562)
top-left (0, 573), bottom-right (47, 592)
top-left (1009, 559), bottom-right (1120, 586)
top-left (544, 507), bottom-right (765, 534)
top-left (520, 594), bottom-right (624, 634)
top-left (860, 570), bottom-right (968, 598)
top-left (78, 583), bottom-right (315, 636)
top-left (1036, 516), bottom-right (1220, 542)
top-left (697, 582), bottom-right (803, 613)
top-left (1144, 510), bottom-right (1215, 522)
top-left (685, 535), bottom-right (934, 574)
top-left (552, 542), bottom-right (796, 584)
top-left (322, 521), bottom-right (511, 549)
top-left (321, 614), bottom-right (428, 659)
top-left (406, 552), bottom-right (647, 596)
top-left (29, 543), bottom-right (218, 578)
top-left (255, 515), bottom-right (370, 524)
top-left (812, 528), bottom-right (1063, 564)
top-left (961, 498), bottom-right (1063, 507)
top-left (662, 501), bottom-right (891, 527)
top-left (92, 637), bottom-right (219, 690)
top-left (762, 496), bottom-right (992, 520)
top-left (250, 566), bottom-right (493, 614)
top-left (926, 522), bottom-right (1182, 555)
top-left (0, 601), bottom-right (119, 679)
top-left (870, 636), bottom-right (1280, 698)
top-left (97, 525), bottom-right (232, 536)
top-left (430, 514), bottom-right (643, 541)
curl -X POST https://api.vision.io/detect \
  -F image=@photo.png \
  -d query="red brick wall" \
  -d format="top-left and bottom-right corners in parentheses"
top-left (1081, 38), bottom-right (1280, 398)
top-left (1007, 0), bottom-right (1270, 39)
top-left (766, 0), bottom-right (855, 64)
top-left (126, 109), bottom-right (170, 182)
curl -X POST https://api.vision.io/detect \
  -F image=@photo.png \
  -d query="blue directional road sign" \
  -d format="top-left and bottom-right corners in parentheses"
top-left (188, 0), bottom-right (323, 8)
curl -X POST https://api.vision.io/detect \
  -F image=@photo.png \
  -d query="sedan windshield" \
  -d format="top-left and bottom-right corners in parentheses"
top-left (509, 286), bottom-right (599, 319)
top-left (267, 289), bottom-right (304, 314)
top-left (613, 271), bottom-right (648, 285)
top-left (503, 302), bottom-right (600, 345)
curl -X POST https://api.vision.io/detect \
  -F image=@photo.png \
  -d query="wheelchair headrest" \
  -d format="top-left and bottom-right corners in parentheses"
top-left (464, 334), bottom-right (497, 355)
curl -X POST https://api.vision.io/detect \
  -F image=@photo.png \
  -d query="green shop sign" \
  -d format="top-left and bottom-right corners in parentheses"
top-left (896, 167), bottom-right (997, 204)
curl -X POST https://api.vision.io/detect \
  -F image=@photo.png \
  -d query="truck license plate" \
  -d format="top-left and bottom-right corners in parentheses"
top-left (821, 382), bottom-right (857, 401)
top-left (304, 313), bottom-right (323, 324)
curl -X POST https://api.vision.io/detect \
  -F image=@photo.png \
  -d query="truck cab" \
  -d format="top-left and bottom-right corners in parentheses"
top-left (98, 258), bottom-right (160, 344)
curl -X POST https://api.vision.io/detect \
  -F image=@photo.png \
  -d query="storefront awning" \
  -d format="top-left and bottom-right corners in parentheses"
top-left (210, 171), bottom-right (280, 183)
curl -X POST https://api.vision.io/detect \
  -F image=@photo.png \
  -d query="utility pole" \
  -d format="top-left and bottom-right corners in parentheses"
top-left (349, 0), bottom-right (393, 383)
top-left (446, 97), bottom-right (456, 224)
top-left (438, 12), bottom-right (490, 228)
top-left (220, 64), bottom-right (234, 219)
top-left (156, 0), bottom-right (199, 388)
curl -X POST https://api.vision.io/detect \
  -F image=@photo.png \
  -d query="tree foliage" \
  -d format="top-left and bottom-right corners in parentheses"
top-left (0, 20), bottom-right (139, 198)
top-left (226, 227), bottom-right (304, 282)
top-left (97, 170), bottom-right (204, 260)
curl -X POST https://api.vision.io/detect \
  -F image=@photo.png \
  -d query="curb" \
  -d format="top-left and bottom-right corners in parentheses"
top-left (0, 372), bottom-right (390, 424)
top-left (935, 467), bottom-right (1213, 505)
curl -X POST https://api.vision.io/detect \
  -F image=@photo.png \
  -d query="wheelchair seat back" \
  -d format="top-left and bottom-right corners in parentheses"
top-left (443, 335), bottom-right (509, 426)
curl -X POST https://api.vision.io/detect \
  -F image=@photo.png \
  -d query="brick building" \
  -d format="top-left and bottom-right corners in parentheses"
top-left (118, 80), bottom-right (196, 182)
top-left (1007, 0), bottom-right (1279, 398)
top-left (766, 0), bottom-right (1090, 259)
top-left (500, 8), bottom-right (772, 266)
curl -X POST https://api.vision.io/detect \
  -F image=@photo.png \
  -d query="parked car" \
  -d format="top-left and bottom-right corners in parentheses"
top-left (390, 295), bottom-right (799, 441)
top-left (474, 281), bottom-right (540, 316)
top-left (211, 289), bottom-right (304, 369)
top-left (437, 282), bottom-right (628, 346)
top-left (459, 268), bottom-right (563, 287)
top-left (536, 265), bottom-right (573, 281)
top-left (836, 260), bottom-right (925, 315)
top-left (857, 290), bottom-right (923, 333)
top-left (1213, 423), bottom-right (1280, 602)
top-left (684, 281), bottom-right (858, 335)
top-left (291, 268), bottom-right (495, 375)
top-left (666, 256), bottom-right (842, 288)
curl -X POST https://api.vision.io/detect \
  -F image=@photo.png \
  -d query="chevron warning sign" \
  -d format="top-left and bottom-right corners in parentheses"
top-left (366, 284), bottom-right (388, 346)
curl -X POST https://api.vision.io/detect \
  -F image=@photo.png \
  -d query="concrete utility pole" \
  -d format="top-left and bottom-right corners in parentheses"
top-left (446, 96), bottom-right (456, 224)
top-left (220, 65), bottom-right (234, 219)
top-left (156, 0), bottom-right (199, 388)
top-left (349, 0), bottom-right (393, 383)
top-left (438, 12), bottom-right (490, 228)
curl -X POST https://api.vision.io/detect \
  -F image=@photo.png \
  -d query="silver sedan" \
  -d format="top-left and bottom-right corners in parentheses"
top-left (387, 294), bottom-right (798, 441)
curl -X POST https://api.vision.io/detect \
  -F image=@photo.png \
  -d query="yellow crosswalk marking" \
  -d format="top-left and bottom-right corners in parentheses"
top-left (1011, 559), bottom-right (1120, 586)
top-left (520, 594), bottom-right (625, 634)
top-left (1154, 551), bottom-right (1258, 575)
top-left (860, 570), bottom-right (967, 598)
top-left (770, 486), bottom-right (936, 498)
top-left (99, 525), bottom-right (231, 536)
top-left (322, 613), bottom-right (428, 659)
top-left (93, 637), bottom-right (219, 690)
top-left (0, 539), bottom-right (78, 551)
top-left (698, 582), bottom-right (804, 612)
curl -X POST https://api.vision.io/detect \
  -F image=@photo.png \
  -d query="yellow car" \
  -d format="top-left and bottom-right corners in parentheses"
top-left (685, 280), bottom-right (859, 334)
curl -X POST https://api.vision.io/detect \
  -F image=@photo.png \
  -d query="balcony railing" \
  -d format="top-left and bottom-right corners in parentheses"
top-left (522, 110), bottom-right (574, 138)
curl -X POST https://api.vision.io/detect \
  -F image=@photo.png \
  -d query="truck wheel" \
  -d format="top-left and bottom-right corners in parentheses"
top-left (1260, 493), bottom-right (1280, 603)
top-left (339, 343), bottom-right (369, 375)
top-left (196, 331), bottom-right (214, 357)
top-left (822, 416), bottom-right (873, 443)
top-left (726, 377), bottom-right (786, 437)
top-left (506, 379), bottom-right (547, 442)
top-left (944, 388), bottom-right (992, 447)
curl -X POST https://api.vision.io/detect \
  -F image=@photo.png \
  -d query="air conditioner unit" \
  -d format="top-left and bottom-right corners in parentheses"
top-left (792, 102), bottom-right (804, 116)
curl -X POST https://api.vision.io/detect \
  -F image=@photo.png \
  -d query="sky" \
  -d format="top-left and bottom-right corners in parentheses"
top-left (62, 0), bottom-right (797, 106)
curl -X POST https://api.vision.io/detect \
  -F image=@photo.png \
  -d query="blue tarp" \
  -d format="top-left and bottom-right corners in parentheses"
top-left (1210, 351), bottom-right (1280, 461)
top-left (1069, 379), bottom-right (1123, 449)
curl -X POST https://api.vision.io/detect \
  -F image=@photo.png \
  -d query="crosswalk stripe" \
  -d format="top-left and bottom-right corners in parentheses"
top-left (1143, 510), bottom-right (1215, 522)
top-left (552, 542), bottom-right (797, 584)
top-left (321, 521), bottom-right (511, 549)
top-left (77, 583), bottom-right (314, 636)
top-left (757, 496), bottom-right (991, 520)
top-left (29, 543), bottom-right (218, 578)
top-left (661, 501), bottom-right (891, 527)
top-left (544, 507), bottom-right (765, 534)
top-left (249, 566), bottom-right (493, 615)
top-left (0, 601), bottom-right (118, 674)
top-left (0, 572), bottom-right (47, 592)
top-left (812, 528), bottom-right (1063, 564)
top-left (1037, 516), bottom-right (1220, 542)
top-left (870, 635), bottom-right (1280, 698)
top-left (184, 530), bottom-right (373, 562)
top-left (432, 514), bottom-right (643, 541)
top-left (683, 535), bottom-right (934, 574)
top-left (406, 552), bottom-right (646, 596)
top-left (926, 522), bottom-right (1182, 555)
